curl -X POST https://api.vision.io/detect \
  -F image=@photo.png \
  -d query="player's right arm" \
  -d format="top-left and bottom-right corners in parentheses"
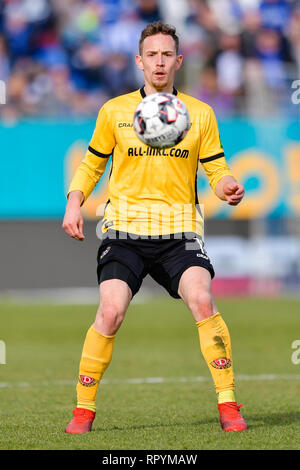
top-left (62, 104), bottom-right (115, 241)
top-left (62, 190), bottom-right (85, 241)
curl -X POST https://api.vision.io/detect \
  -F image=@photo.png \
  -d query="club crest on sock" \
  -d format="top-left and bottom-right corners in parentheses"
top-left (210, 358), bottom-right (231, 369)
top-left (79, 375), bottom-right (99, 387)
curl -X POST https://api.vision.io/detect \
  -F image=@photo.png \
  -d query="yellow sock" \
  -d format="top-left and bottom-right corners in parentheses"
top-left (76, 325), bottom-right (116, 411)
top-left (196, 312), bottom-right (234, 394)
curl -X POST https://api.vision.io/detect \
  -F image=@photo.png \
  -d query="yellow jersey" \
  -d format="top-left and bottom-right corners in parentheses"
top-left (68, 87), bottom-right (236, 238)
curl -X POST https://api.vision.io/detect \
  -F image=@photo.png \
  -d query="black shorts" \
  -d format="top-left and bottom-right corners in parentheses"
top-left (96, 234), bottom-right (215, 299)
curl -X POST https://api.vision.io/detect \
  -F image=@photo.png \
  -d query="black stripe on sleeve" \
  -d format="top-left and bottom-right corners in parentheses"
top-left (88, 145), bottom-right (111, 158)
top-left (199, 152), bottom-right (225, 164)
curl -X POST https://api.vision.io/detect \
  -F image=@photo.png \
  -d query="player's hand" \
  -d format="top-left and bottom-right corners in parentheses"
top-left (223, 182), bottom-right (245, 206)
top-left (62, 203), bottom-right (85, 241)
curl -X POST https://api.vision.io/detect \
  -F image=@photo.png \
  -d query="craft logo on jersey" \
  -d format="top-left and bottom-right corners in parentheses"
top-left (210, 358), bottom-right (231, 369)
top-left (100, 246), bottom-right (111, 259)
top-left (79, 375), bottom-right (98, 387)
top-left (118, 122), bottom-right (133, 128)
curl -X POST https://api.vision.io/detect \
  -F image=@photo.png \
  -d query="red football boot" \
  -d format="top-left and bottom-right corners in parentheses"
top-left (218, 402), bottom-right (248, 432)
top-left (65, 408), bottom-right (96, 434)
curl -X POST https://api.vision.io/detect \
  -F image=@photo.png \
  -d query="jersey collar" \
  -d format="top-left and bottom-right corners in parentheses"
top-left (139, 86), bottom-right (178, 98)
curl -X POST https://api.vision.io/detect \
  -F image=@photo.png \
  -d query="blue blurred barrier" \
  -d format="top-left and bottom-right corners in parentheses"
top-left (0, 119), bottom-right (94, 218)
top-left (0, 118), bottom-right (299, 219)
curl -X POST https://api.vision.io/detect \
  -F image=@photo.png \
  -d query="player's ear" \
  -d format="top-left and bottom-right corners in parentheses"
top-left (135, 55), bottom-right (144, 71)
top-left (175, 54), bottom-right (183, 71)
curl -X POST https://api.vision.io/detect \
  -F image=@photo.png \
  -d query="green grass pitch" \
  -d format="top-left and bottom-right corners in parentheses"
top-left (1, 296), bottom-right (300, 450)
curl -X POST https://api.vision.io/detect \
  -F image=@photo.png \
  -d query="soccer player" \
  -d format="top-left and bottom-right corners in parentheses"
top-left (62, 21), bottom-right (247, 434)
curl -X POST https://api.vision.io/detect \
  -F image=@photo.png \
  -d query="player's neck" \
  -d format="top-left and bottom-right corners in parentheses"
top-left (144, 83), bottom-right (174, 96)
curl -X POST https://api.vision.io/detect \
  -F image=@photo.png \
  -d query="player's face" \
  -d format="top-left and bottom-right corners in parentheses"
top-left (136, 33), bottom-right (183, 93)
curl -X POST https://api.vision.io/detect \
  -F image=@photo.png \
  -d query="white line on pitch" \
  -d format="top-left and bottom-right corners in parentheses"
top-left (1, 374), bottom-right (300, 389)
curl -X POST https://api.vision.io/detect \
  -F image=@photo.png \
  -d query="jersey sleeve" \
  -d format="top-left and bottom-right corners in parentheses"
top-left (67, 104), bottom-right (115, 202)
top-left (89, 104), bottom-right (116, 156)
top-left (199, 106), bottom-right (236, 192)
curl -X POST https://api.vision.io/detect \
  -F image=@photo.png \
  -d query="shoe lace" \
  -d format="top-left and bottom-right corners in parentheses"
top-left (222, 403), bottom-right (243, 420)
top-left (73, 409), bottom-right (92, 423)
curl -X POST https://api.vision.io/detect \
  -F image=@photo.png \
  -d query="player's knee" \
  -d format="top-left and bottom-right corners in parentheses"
top-left (188, 290), bottom-right (214, 319)
top-left (94, 301), bottom-right (126, 334)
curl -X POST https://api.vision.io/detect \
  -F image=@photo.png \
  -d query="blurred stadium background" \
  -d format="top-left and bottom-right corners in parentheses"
top-left (0, 0), bottom-right (300, 301)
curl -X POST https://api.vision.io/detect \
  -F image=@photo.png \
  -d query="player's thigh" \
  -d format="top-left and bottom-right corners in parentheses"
top-left (93, 278), bottom-right (132, 334)
top-left (178, 266), bottom-right (218, 320)
top-left (96, 260), bottom-right (140, 317)
top-left (99, 278), bottom-right (132, 312)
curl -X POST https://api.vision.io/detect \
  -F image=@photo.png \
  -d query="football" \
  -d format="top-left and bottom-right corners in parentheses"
top-left (133, 92), bottom-right (190, 149)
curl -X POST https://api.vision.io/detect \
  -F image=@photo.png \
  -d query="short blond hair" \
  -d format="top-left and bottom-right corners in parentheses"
top-left (139, 21), bottom-right (179, 55)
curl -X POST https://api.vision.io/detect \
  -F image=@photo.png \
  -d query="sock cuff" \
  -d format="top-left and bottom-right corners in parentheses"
top-left (196, 312), bottom-right (221, 328)
top-left (218, 389), bottom-right (235, 403)
top-left (77, 401), bottom-right (96, 412)
top-left (90, 325), bottom-right (116, 339)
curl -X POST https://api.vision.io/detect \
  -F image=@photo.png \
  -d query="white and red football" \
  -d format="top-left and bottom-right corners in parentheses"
top-left (133, 92), bottom-right (190, 149)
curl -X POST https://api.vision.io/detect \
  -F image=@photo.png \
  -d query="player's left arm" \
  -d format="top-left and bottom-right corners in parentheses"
top-left (199, 105), bottom-right (245, 206)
